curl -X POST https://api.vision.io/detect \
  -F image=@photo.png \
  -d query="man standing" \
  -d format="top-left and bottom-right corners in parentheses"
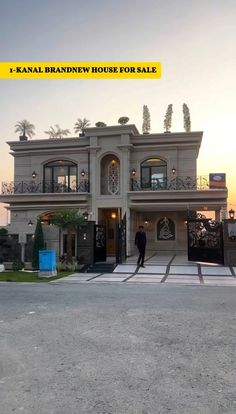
top-left (135, 225), bottom-right (147, 267)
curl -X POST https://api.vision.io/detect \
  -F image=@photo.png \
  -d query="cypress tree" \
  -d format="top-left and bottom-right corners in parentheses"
top-left (32, 220), bottom-right (44, 269)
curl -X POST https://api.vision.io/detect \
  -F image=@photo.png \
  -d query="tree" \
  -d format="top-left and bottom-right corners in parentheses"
top-left (15, 120), bottom-right (35, 139)
top-left (95, 121), bottom-right (107, 127)
top-left (53, 209), bottom-right (84, 264)
top-left (32, 220), bottom-right (44, 269)
top-left (74, 118), bottom-right (91, 135)
top-left (44, 125), bottom-right (70, 139)
top-left (118, 116), bottom-right (129, 125)
top-left (142, 105), bottom-right (151, 133)
top-left (183, 103), bottom-right (191, 132)
top-left (164, 104), bottom-right (173, 132)
top-left (0, 228), bottom-right (9, 263)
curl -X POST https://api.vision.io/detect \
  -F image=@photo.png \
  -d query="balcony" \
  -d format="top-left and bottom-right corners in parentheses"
top-left (128, 176), bottom-right (228, 212)
top-left (1, 179), bottom-right (90, 195)
top-left (130, 176), bottom-right (210, 191)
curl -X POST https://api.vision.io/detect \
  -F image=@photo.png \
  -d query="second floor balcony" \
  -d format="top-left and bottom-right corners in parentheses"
top-left (130, 175), bottom-right (212, 191)
top-left (1, 179), bottom-right (90, 195)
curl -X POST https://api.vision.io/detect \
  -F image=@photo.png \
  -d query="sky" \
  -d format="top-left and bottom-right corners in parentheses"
top-left (0, 0), bottom-right (236, 225)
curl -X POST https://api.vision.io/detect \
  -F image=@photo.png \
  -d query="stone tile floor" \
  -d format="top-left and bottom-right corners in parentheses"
top-left (52, 254), bottom-right (236, 287)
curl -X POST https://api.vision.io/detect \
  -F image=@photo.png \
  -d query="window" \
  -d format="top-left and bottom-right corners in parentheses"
top-left (44, 160), bottom-right (77, 193)
top-left (141, 158), bottom-right (167, 189)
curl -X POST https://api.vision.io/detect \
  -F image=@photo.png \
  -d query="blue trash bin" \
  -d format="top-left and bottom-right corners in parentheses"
top-left (39, 250), bottom-right (57, 277)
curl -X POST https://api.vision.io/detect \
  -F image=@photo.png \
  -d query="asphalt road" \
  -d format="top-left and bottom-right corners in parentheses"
top-left (0, 283), bottom-right (235, 414)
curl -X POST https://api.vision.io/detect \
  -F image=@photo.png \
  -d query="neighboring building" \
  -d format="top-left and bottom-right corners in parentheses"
top-left (0, 125), bottom-right (228, 262)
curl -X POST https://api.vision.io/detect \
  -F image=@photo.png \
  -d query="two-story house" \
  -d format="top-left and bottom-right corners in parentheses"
top-left (0, 124), bottom-right (228, 262)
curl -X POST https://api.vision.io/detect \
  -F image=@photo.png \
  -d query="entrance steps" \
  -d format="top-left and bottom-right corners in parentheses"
top-left (81, 262), bottom-right (116, 273)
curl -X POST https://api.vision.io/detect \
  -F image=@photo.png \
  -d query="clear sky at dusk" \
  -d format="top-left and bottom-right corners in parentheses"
top-left (0, 0), bottom-right (236, 224)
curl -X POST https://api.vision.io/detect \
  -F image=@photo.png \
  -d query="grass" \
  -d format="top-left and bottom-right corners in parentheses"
top-left (0, 271), bottom-right (73, 283)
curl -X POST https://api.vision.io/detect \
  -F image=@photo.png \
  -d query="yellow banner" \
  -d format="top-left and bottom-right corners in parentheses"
top-left (0, 62), bottom-right (161, 79)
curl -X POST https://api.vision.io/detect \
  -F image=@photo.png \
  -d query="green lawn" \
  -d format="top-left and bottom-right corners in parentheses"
top-left (0, 271), bottom-right (73, 283)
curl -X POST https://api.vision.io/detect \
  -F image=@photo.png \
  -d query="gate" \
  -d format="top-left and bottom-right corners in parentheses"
top-left (187, 216), bottom-right (224, 264)
top-left (95, 225), bottom-right (106, 262)
top-left (116, 214), bottom-right (126, 264)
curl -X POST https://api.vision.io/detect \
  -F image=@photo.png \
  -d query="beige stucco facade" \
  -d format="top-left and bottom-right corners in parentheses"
top-left (0, 125), bottom-right (228, 260)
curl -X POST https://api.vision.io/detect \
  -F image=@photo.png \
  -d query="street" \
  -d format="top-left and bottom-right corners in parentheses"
top-left (0, 283), bottom-right (235, 414)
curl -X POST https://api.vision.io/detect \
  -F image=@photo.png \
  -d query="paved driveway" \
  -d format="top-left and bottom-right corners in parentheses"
top-left (54, 254), bottom-right (236, 287)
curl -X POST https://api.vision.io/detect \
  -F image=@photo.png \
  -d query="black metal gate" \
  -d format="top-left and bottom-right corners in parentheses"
top-left (187, 216), bottom-right (224, 264)
top-left (95, 225), bottom-right (106, 262)
top-left (116, 214), bottom-right (126, 264)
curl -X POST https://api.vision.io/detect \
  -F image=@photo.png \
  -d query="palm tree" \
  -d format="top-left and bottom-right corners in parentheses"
top-left (74, 118), bottom-right (91, 136)
top-left (44, 125), bottom-right (70, 139)
top-left (15, 120), bottom-right (35, 140)
top-left (53, 209), bottom-right (84, 264)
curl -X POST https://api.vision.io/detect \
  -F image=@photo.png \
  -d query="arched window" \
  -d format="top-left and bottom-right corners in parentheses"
top-left (43, 160), bottom-right (77, 193)
top-left (100, 155), bottom-right (120, 195)
top-left (141, 158), bottom-right (167, 189)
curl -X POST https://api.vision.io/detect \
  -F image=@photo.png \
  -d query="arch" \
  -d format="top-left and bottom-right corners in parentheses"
top-left (100, 154), bottom-right (120, 195)
top-left (43, 159), bottom-right (77, 193)
top-left (141, 157), bottom-right (167, 189)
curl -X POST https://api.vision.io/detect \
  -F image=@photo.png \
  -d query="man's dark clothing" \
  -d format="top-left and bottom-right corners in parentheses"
top-left (135, 230), bottom-right (147, 266)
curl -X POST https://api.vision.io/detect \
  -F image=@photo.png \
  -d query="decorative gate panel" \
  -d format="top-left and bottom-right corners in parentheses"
top-left (95, 225), bottom-right (106, 262)
top-left (116, 214), bottom-right (126, 264)
top-left (187, 217), bottom-right (224, 264)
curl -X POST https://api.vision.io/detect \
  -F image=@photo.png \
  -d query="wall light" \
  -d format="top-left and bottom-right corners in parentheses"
top-left (144, 218), bottom-right (149, 224)
top-left (28, 220), bottom-right (33, 226)
top-left (81, 169), bottom-right (86, 177)
top-left (83, 211), bottom-right (88, 221)
top-left (111, 212), bottom-right (117, 219)
top-left (132, 169), bottom-right (136, 176)
top-left (172, 167), bottom-right (176, 175)
top-left (32, 171), bottom-right (37, 179)
top-left (229, 209), bottom-right (235, 219)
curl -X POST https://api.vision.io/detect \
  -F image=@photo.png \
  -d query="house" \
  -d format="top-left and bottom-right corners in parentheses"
top-left (0, 124), bottom-right (228, 262)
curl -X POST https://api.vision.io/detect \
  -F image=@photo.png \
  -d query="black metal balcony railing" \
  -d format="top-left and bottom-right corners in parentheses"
top-left (1, 180), bottom-right (90, 195)
top-left (130, 176), bottom-right (210, 191)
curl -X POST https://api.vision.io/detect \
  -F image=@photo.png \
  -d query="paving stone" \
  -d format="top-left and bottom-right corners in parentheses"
top-left (165, 278), bottom-right (200, 284)
top-left (138, 265), bottom-right (166, 274)
top-left (92, 277), bottom-right (126, 282)
top-left (169, 265), bottom-right (198, 275)
top-left (113, 265), bottom-right (137, 273)
top-left (201, 266), bottom-right (232, 276)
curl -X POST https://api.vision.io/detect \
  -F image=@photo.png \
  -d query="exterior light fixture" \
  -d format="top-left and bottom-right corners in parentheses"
top-left (172, 167), bottom-right (176, 175)
top-left (132, 169), bottom-right (136, 176)
top-left (111, 212), bottom-right (117, 219)
top-left (83, 211), bottom-right (88, 221)
top-left (81, 169), bottom-right (86, 177)
top-left (32, 171), bottom-right (37, 179)
top-left (144, 218), bottom-right (149, 224)
top-left (229, 209), bottom-right (235, 219)
top-left (28, 220), bottom-right (33, 226)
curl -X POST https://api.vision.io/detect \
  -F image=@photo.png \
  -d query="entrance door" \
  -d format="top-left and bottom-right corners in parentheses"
top-left (98, 209), bottom-right (118, 256)
top-left (187, 218), bottom-right (224, 264)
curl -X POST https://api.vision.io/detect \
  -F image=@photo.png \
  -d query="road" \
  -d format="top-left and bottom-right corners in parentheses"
top-left (0, 283), bottom-right (235, 414)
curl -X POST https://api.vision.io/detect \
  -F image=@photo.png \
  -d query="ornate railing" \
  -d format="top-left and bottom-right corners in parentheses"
top-left (1, 180), bottom-right (90, 194)
top-left (130, 176), bottom-right (210, 191)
